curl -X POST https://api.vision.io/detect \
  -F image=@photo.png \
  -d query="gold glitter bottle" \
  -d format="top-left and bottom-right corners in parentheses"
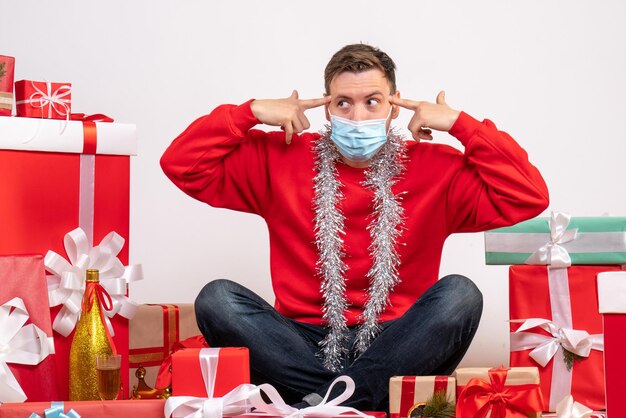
top-left (69, 269), bottom-right (115, 400)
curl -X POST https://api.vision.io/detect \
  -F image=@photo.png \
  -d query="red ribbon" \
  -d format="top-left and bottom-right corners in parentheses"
top-left (70, 113), bottom-right (114, 123)
top-left (155, 335), bottom-right (209, 389)
top-left (81, 281), bottom-right (118, 355)
top-left (69, 113), bottom-right (114, 154)
top-left (433, 375), bottom-right (449, 394)
top-left (393, 376), bottom-right (450, 418)
top-left (456, 367), bottom-right (544, 418)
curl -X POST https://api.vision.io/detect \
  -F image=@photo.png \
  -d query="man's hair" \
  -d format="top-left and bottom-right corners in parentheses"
top-left (324, 43), bottom-right (397, 94)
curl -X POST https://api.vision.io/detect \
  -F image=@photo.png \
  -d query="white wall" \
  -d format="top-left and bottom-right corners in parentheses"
top-left (2, 0), bottom-right (625, 368)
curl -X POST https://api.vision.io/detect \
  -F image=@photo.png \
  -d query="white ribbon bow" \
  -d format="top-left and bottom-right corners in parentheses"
top-left (165, 383), bottom-right (257, 418)
top-left (0, 297), bottom-right (54, 403)
top-left (250, 375), bottom-right (373, 418)
top-left (511, 318), bottom-right (603, 367)
top-left (164, 347), bottom-right (373, 418)
top-left (525, 212), bottom-right (578, 267)
top-left (44, 227), bottom-right (143, 337)
top-left (556, 395), bottom-right (593, 418)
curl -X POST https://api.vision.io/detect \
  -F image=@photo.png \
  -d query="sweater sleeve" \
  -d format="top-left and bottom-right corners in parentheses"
top-left (160, 100), bottom-right (273, 216)
top-left (444, 112), bottom-right (549, 233)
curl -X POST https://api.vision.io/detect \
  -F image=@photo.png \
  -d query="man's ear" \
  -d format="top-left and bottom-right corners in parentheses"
top-left (392, 91), bottom-right (401, 119)
top-left (323, 92), bottom-right (331, 121)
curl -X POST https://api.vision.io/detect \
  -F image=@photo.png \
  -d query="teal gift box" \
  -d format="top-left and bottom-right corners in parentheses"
top-left (484, 212), bottom-right (626, 265)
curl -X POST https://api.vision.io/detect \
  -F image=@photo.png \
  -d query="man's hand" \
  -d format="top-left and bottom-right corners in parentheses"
top-left (250, 90), bottom-right (330, 144)
top-left (389, 91), bottom-right (461, 142)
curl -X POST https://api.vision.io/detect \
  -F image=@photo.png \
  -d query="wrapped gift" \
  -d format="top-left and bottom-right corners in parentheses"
top-left (0, 255), bottom-right (58, 403)
top-left (509, 265), bottom-right (624, 411)
top-left (15, 80), bottom-right (72, 119)
top-left (455, 367), bottom-right (543, 418)
top-left (129, 303), bottom-right (202, 396)
top-left (0, 399), bottom-right (166, 418)
top-left (0, 113), bottom-right (136, 154)
top-left (0, 55), bottom-right (15, 116)
top-left (0, 255), bottom-right (58, 402)
top-left (485, 212), bottom-right (626, 265)
top-left (389, 376), bottom-right (455, 418)
top-left (597, 271), bottom-right (626, 418)
top-left (171, 347), bottom-right (249, 397)
top-left (167, 374), bottom-right (382, 418)
top-left (0, 115), bottom-right (138, 400)
top-left (234, 413), bottom-right (387, 418)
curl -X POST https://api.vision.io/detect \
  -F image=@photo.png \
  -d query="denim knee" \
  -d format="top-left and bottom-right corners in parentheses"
top-left (195, 278), bottom-right (238, 320)
top-left (437, 274), bottom-right (483, 321)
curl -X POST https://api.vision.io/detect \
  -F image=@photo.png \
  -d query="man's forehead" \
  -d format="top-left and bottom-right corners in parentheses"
top-left (328, 69), bottom-right (392, 96)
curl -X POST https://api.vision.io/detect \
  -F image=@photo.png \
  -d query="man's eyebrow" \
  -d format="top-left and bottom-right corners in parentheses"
top-left (334, 91), bottom-right (385, 100)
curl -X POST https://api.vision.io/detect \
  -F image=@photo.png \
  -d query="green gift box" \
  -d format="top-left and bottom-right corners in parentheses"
top-left (485, 212), bottom-right (626, 265)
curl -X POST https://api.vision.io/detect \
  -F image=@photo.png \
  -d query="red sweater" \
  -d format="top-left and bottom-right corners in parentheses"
top-left (161, 100), bottom-right (549, 325)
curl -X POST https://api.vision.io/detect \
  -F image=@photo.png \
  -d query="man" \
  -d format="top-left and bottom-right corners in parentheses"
top-left (161, 43), bottom-right (549, 410)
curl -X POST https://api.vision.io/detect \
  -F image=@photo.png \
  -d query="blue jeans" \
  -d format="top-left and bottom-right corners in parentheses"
top-left (194, 274), bottom-right (482, 411)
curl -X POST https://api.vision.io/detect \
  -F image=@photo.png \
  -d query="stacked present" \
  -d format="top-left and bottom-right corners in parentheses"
top-left (390, 367), bottom-right (545, 418)
top-left (485, 211), bottom-right (626, 415)
top-left (386, 211), bottom-right (623, 418)
top-left (0, 52), bottom-right (142, 407)
top-left (596, 271), bottom-right (626, 417)
top-left (128, 303), bottom-right (203, 398)
top-left (0, 55), bottom-right (15, 116)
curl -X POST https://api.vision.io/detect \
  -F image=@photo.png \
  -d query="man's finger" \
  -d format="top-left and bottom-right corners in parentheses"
top-left (297, 113), bottom-right (311, 131)
top-left (284, 122), bottom-right (294, 144)
top-left (436, 91), bottom-right (446, 105)
top-left (389, 96), bottom-right (421, 110)
top-left (292, 116), bottom-right (304, 134)
top-left (290, 90), bottom-right (299, 100)
top-left (418, 128), bottom-right (434, 141)
top-left (300, 96), bottom-right (331, 110)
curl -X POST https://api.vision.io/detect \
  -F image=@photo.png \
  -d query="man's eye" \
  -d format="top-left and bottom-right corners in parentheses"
top-left (367, 98), bottom-right (379, 106)
top-left (337, 100), bottom-right (349, 108)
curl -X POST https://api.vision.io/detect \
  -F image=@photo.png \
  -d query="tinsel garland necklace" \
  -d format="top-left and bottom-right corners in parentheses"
top-left (312, 126), bottom-right (407, 372)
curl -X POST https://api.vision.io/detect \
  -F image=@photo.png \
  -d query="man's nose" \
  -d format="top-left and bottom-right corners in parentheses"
top-left (352, 105), bottom-right (367, 121)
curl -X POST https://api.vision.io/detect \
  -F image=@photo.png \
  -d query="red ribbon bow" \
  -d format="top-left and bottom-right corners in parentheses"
top-left (70, 113), bottom-right (114, 123)
top-left (67, 113), bottom-right (114, 154)
top-left (81, 281), bottom-right (118, 354)
top-left (456, 367), bottom-right (544, 418)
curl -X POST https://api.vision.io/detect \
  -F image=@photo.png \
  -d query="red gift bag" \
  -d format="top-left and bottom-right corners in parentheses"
top-left (0, 255), bottom-right (59, 402)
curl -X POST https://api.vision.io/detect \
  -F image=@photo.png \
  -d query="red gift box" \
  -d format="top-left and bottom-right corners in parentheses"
top-left (234, 413), bottom-right (387, 418)
top-left (389, 376), bottom-right (455, 418)
top-left (0, 55), bottom-right (15, 116)
top-left (597, 271), bottom-right (626, 418)
top-left (0, 116), bottom-right (137, 400)
top-left (509, 265), bottom-right (623, 412)
top-left (0, 255), bottom-right (59, 402)
top-left (171, 347), bottom-right (250, 397)
top-left (0, 399), bottom-right (166, 418)
top-left (15, 80), bottom-right (72, 119)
